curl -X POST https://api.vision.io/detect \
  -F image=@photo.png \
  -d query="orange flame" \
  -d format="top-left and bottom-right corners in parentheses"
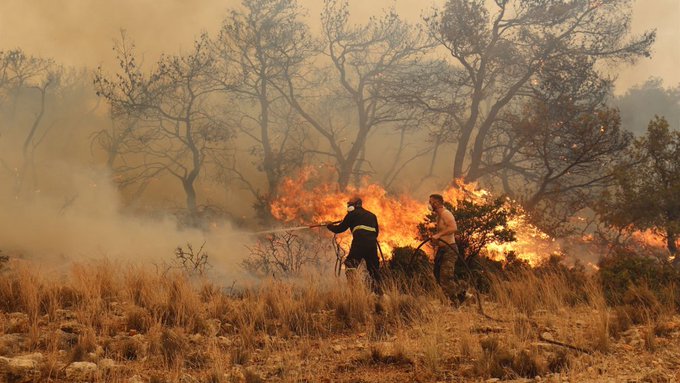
top-left (270, 167), bottom-right (555, 265)
top-left (631, 230), bottom-right (667, 249)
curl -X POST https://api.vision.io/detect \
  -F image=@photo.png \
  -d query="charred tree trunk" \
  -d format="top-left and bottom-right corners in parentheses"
top-left (182, 177), bottom-right (198, 225)
top-left (453, 101), bottom-right (480, 180)
top-left (16, 82), bottom-right (49, 195)
top-left (337, 161), bottom-right (353, 191)
top-left (184, 102), bottom-right (201, 226)
top-left (667, 228), bottom-right (678, 256)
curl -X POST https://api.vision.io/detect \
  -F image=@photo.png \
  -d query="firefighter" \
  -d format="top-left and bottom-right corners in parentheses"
top-left (327, 197), bottom-right (382, 293)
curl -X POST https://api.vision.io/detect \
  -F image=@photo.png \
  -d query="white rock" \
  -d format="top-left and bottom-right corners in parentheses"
top-left (98, 358), bottom-right (116, 372)
top-left (0, 333), bottom-right (26, 351)
top-left (65, 361), bottom-right (98, 381)
top-left (15, 353), bottom-right (44, 364)
top-left (0, 356), bottom-right (41, 382)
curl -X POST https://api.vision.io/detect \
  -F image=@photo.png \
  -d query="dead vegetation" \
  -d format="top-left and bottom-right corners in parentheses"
top-left (0, 257), bottom-right (679, 382)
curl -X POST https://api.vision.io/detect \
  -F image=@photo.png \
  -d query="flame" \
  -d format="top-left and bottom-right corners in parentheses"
top-left (485, 209), bottom-right (559, 265)
top-left (270, 167), bottom-right (555, 265)
top-left (631, 230), bottom-right (667, 249)
top-left (270, 166), bottom-right (428, 255)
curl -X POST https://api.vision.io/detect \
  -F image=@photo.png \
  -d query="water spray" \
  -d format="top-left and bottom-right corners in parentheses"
top-left (251, 221), bottom-right (341, 235)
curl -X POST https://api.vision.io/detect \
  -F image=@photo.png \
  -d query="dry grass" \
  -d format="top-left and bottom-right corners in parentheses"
top-left (490, 268), bottom-right (595, 316)
top-left (0, 258), bottom-right (677, 382)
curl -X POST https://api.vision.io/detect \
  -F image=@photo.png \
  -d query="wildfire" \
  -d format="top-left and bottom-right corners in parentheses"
top-left (270, 167), bottom-right (555, 265)
top-left (486, 210), bottom-right (559, 265)
top-left (631, 230), bottom-right (667, 249)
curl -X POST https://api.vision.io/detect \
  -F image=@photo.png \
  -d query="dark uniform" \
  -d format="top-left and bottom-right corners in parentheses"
top-left (327, 205), bottom-right (381, 292)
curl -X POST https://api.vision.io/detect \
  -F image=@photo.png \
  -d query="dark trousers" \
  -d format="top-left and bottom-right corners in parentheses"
top-left (344, 238), bottom-right (382, 293)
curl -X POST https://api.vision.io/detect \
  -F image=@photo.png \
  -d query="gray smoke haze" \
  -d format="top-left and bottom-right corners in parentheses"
top-left (0, 163), bottom-right (249, 282)
top-left (0, 0), bottom-right (676, 274)
top-left (0, 65), bottom-right (249, 280)
top-left (0, 0), bottom-right (676, 92)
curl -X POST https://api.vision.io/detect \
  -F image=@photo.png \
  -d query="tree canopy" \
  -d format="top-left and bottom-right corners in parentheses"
top-left (598, 116), bottom-right (680, 260)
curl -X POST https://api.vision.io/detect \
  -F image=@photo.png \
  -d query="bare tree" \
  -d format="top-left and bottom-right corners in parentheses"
top-left (385, 61), bottom-right (466, 186)
top-left (92, 117), bottom-right (137, 169)
top-left (426, 0), bottom-right (655, 181)
top-left (0, 49), bottom-right (54, 116)
top-left (95, 33), bottom-right (234, 225)
top-left (0, 49), bottom-right (64, 195)
top-left (277, 0), bottom-right (431, 190)
top-left (244, 232), bottom-right (329, 276)
top-left (215, 0), bottom-right (312, 219)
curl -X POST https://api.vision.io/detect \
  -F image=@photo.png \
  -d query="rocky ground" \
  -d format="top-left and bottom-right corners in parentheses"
top-left (1, 298), bottom-right (680, 382)
top-left (1, 258), bottom-right (679, 382)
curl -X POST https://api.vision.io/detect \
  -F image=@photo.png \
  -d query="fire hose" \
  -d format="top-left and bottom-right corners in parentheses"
top-left (252, 221), bottom-right (341, 235)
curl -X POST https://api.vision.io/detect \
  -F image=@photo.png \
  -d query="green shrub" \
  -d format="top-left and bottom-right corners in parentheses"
top-left (385, 246), bottom-right (436, 292)
top-left (388, 246), bottom-right (429, 275)
top-left (598, 248), bottom-right (680, 309)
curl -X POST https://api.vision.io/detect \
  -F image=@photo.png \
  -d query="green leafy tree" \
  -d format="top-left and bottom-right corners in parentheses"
top-left (598, 116), bottom-right (680, 260)
top-left (424, 0), bottom-right (655, 181)
top-left (499, 99), bottom-right (632, 235)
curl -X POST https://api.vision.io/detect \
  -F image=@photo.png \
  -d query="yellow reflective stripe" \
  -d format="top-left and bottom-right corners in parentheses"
top-left (352, 225), bottom-right (376, 233)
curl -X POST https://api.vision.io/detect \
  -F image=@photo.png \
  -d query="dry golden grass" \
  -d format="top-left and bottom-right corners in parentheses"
top-left (0, 258), bottom-right (678, 382)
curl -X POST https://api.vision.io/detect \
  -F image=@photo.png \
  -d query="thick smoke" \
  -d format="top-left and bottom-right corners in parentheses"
top-left (0, 0), bottom-right (676, 92)
top-left (0, 161), bottom-right (249, 282)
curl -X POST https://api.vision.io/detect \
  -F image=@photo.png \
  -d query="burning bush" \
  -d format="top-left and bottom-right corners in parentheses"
top-left (417, 196), bottom-right (517, 260)
top-left (415, 196), bottom-right (519, 294)
top-left (270, 168), bottom-right (558, 267)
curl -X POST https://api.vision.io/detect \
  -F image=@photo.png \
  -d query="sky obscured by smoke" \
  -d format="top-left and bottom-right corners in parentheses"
top-left (1, 0), bottom-right (676, 92)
